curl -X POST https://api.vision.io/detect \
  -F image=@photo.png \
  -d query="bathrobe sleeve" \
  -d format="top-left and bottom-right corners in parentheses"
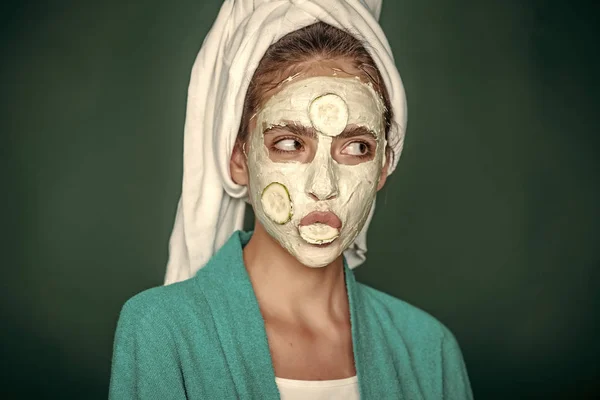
top-left (109, 299), bottom-right (187, 400)
top-left (442, 329), bottom-right (474, 400)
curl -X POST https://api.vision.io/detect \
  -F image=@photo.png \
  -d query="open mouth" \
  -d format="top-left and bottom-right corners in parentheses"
top-left (298, 211), bottom-right (342, 245)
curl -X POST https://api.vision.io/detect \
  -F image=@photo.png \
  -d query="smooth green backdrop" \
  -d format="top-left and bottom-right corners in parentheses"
top-left (2, 0), bottom-right (599, 398)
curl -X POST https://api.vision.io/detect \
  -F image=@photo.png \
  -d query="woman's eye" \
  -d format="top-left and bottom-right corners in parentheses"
top-left (274, 138), bottom-right (302, 152)
top-left (342, 141), bottom-right (369, 156)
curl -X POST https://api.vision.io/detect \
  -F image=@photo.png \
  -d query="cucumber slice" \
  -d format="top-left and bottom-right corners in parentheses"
top-left (308, 94), bottom-right (349, 137)
top-left (299, 223), bottom-right (340, 245)
top-left (261, 182), bottom-right (292, 224)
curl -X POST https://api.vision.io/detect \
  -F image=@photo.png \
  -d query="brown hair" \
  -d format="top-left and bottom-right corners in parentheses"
top-left (236, 22), bottom-right (392, 149)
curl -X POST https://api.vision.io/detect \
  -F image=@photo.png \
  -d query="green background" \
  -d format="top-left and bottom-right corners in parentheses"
top-left (2, 0), bottom-right (599, 398)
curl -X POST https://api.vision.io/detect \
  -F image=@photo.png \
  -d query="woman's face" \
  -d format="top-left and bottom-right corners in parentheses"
top-left (242, 61), bottom-right (389, 267)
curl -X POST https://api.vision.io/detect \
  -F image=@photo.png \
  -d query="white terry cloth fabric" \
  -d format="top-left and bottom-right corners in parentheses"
top-left (165, 0), bottom-right (407, 285)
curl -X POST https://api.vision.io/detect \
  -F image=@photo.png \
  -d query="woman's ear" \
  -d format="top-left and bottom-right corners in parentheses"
top-left (376, 146), bottom-right (391, 191)
top-left (230, 141), bottom-right (249, 186)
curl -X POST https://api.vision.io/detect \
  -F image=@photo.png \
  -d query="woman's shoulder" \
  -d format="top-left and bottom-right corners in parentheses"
top-left (356, 282), bottom-right (455, 342)
top-left (117, 277), bottom-right (206, 328)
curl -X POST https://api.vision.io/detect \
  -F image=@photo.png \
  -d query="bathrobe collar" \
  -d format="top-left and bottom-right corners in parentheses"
top-left (195, 231), bottom-right (403, 399)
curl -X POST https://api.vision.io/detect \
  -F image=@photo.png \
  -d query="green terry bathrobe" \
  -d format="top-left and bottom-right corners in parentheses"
top-left (109, 231), bottom-right (473, 399)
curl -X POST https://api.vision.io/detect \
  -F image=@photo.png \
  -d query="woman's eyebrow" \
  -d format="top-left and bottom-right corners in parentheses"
top-left (336, 126), bottom-right (377, 139)
top-left (263, 123), bottom-right (317, 138)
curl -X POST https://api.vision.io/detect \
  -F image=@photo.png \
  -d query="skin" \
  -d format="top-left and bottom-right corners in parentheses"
top-left (230, 58), bottom-right (390, 380)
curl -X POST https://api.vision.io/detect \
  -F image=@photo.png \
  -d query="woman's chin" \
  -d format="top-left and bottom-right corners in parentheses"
top-left (289, 239), bottom-right (342, 268)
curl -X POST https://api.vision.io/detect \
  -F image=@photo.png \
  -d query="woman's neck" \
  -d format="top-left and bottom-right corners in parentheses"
top-left (242, 223), bottom-right (349, 326)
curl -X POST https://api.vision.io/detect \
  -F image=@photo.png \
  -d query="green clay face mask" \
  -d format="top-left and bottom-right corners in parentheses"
top-left (246, 76), bottom-right (387, 267)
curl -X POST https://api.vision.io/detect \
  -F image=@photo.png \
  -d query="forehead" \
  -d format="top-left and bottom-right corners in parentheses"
top-left (257, 76), bottom-right (386, 137)
top-left (258, 58), bottom-right (369, 104)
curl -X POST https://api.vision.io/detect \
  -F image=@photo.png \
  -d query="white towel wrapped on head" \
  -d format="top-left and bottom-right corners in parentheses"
top-left (165, 0), bottom-right (407, 285)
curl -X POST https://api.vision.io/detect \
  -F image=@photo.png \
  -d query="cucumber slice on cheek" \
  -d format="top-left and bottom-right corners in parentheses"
top-left (261, 182), bottom-right (293, 224)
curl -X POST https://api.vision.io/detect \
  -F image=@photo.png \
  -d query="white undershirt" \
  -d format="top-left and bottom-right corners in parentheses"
top-left (275, 376), bottom-right (360, 400)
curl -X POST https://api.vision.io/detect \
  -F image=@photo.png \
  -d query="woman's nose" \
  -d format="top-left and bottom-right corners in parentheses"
top-left (306, 161), bottom-right (339, 201)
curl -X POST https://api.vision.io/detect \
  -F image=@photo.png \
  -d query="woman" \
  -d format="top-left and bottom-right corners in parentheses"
top-left (110, 1), bottom-right (473, 399)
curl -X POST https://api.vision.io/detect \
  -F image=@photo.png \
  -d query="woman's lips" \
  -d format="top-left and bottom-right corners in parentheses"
top-left (299, 211), bottom-right (342, 229)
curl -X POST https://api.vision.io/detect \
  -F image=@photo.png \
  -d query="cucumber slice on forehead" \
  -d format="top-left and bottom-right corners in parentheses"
top-left (261, 182), bottom-right (293, 225)
top-left (308, 93), bottom-right (349, 137)
top-left (299, 223), bottom-right (340, 245)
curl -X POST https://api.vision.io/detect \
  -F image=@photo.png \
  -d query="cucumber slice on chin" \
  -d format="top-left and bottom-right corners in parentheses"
top-left (299, 223), bottom-right (340, 244)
